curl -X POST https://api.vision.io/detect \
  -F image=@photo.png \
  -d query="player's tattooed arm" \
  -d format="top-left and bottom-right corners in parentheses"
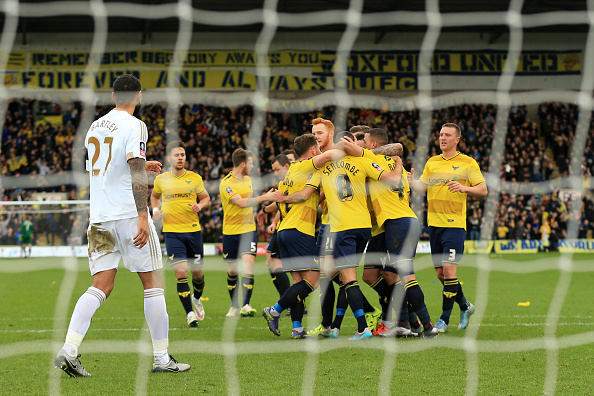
top-left (372, 143), bottom-right (403, 157)
top-left (129, 157), bottom-right (149, 248)
top-left (129, 157), bottom-right (148, 214)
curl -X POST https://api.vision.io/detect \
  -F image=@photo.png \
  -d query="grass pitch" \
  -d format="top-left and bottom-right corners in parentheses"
top-left (1, 253), bottom-right (593, 395)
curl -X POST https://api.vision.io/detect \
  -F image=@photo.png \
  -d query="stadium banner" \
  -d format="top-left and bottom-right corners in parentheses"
top-left (2, 70), bottom-right (410, 91)
top-left (0, 244), bottom-right (219, 258)
top-left (1, 49), bottom-right (581, 91)
top-left (0, 51), bottom-right (27, 70)
top-left (558, 239), bottom-right (594, 253)
top-left (164, 244), bottom-right (219, 257)
top-left (26, 50), bottom-right (323, 70)
top-left (464, 240), bottom-right (494, 254)
top-left (18, 50), bottom-right (581, 74)
top-left (416, 242), bottom-right (431, 254)
top-left (0, 246), bottom-right (87, 258)
top-left (35, 115), bottom-right (63, 127)
top-left (494, 239), bottom-right (544, 254)
top-left (216, 244), bottom-right (268, 256)
top-left (2, 240), bottom-right (594, 257)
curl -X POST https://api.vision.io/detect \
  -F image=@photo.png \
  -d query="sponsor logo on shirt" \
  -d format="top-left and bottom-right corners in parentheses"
top-left (164, 193), bottom-right (192, 199)
top-left (428, 178), bottom-right (449, 185)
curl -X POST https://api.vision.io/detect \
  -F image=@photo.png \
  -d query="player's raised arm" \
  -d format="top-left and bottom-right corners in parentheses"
top-left (371, 142), bottom-right (403, 158)
top-left (229, 188), bottom-right (276, 208)
top-left (311, 148), bottom-right (345, 169)
top-left (272, 185), bottom-right (317, 204)
top-left (129, 157), bottom-right (149, 248)
top-left (408, 168), bottom-right (428, 194)
top-left (378, 155), bottom-right (403, 185)
top-left (337, 136), bottom-right (363, 157)
top-left (339, 136), bottom-right (403, 159)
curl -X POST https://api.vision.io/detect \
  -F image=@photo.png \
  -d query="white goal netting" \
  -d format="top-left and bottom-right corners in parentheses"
top-left (1, 1), bottom-right (594, 395)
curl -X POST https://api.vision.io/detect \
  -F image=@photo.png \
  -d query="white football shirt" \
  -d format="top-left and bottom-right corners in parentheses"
top-left (85, 109), bottom-right (148, 223)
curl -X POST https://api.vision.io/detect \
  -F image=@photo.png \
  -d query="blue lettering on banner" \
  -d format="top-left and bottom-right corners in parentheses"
top-left (521, 239), bottom-right (542, 249)
top-left (19, 70), bottom-right (139, 89)
top-left (156, 71), bottom-right (206, 88)
top-left (500, 241), bottom-right (517, 251)
top-left (558, 239), bottom-right (594, 251)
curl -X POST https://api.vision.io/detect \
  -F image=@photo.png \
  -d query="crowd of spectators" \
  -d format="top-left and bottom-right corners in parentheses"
top-left (491, 191), bottom-right (594, 243)
top-left (1, 98), bottom-right (593, 247)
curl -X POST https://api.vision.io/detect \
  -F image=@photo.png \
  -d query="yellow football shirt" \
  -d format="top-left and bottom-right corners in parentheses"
top-left (419, 152), bottom-right (485, 229)
top-left (153, 170), bottom-right (205, 233)
top-left (219, 171), bottom-right (256, 235)
top-left (367, 195), bottom-right (384, 237)
top-left (308, 155), bottom-right (386, 232)
top-left (320, 199), bottom-right (329, 225)
top-left (277, 160), bottom-right (321, 237)
top-left (276, 178), bottom-right (288, 229)
top-left (362, 149), bottom-right (417, 229)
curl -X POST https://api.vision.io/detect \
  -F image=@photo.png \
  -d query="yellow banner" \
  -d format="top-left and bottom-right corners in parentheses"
top-left (5, 50), bottom-right (581, 74)
top-left (1, 70), bottom-right (418, 91)
top-left (26, 50), bottom-right (325, 70)
top-left (464, 240), bottom-right (494, 254)
top-left (1, 49), bottom-right (582, 90)
top-left (494, 239), bottom-right (543, 254)
top-left (344, 52), bottom-right (581, 74)
top-left (35, 115), bottom-right (63, 127)
top-left (558, 239), bottom-right (594, 253)
top-left (1, 51), bottom-right (27, 70)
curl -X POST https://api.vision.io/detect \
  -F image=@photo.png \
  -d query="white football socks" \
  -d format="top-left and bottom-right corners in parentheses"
top-left (63, 286), bottom-right (106, 357)
top-left (144, 288), bottom-right (169, 364)
top-left (62, 286), bottom-right (171, 364)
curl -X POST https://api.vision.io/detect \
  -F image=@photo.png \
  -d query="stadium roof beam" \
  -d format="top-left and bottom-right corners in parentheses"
top-left (488, 28), bottom-right (505, 45)
top-left (374, 29), bottom-right (387, 45)
top-left (4, 0), bottom-right (589, 34)
top-left (141, 18), bottom-right (151, 45)
top-left (21, 17), bottom-right (27, 46)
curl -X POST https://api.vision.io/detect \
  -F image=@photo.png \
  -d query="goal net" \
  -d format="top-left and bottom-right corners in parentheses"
top-left (1, 1), bottom-right (593, 395)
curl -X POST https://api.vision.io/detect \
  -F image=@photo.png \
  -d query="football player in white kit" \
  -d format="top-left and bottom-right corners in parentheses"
top-left (55, 74), bottom-right (190, 376)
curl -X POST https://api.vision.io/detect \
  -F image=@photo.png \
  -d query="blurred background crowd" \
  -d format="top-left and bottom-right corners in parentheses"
top-left (1, 98), bottom-right (593, 246)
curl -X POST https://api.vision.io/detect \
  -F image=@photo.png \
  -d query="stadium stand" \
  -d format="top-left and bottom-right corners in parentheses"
top-left (1, 99), bottom-right (593, 246)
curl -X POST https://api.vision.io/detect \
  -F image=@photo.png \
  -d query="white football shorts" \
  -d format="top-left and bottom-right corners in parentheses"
top-left (87, 216), bottom-right (163, 275)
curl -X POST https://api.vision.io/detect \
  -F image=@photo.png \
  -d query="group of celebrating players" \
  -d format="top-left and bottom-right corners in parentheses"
top-left (153, 115), bottom-right (487, 341)
top-left (54, 75), bottom-right (487, 377)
